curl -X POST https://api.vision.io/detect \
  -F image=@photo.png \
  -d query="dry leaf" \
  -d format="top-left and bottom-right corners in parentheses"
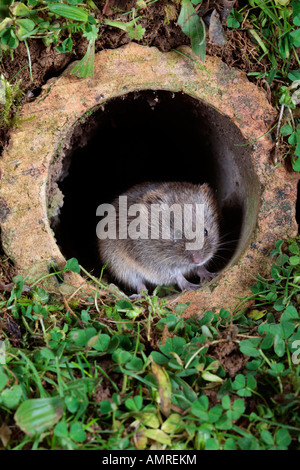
top-left (221, 0), bottom-right (237, 24)
top-left (145, 428), bottom-right (171, 445)
top-left (0, 423), bottom-right (12, 448)
top-left (151, 361), bottom-right (172, 417)
top-left (209, 9), bottom-right (227, 47)
top-left (133, 429), bottom-right (148, 449)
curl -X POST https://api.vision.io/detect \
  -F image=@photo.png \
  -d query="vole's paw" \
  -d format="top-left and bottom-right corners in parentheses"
top-left (197, 266), bottom-right (218, 284)
top-left (176, 274), bottom-right (200, 291)
top-left (129, 292), bottom-right (147, 300)
top-left (184, 282), bottom-right (201, 291)
top-left (129, 282), bottom-right (148, 300)
top-left (199, 274), bottom-right (217, 284)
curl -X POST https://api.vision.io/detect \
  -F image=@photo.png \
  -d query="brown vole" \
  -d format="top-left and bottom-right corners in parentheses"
top-left (97, 181), bottom-right (219, 295)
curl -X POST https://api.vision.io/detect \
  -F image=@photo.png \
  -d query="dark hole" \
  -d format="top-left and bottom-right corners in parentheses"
top-left (52, 90), bottom-right (244, 289)
top-left (48, 265), bottom-right (64, 284)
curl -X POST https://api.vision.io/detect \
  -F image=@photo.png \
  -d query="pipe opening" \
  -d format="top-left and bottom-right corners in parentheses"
top-left (48, 90), bottom-right (260, 291)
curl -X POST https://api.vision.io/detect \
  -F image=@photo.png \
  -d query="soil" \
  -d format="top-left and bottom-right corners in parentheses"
top-left (2, 0), bottom-right (296, 152)
top-left (1, 0), bottom-right (299, 146)
top-left (209, 329), bottom-right (249, 378)
top-left (0, 0), bottom-right (190, 95)
top-left (0, 0), bottom-right (274, 102)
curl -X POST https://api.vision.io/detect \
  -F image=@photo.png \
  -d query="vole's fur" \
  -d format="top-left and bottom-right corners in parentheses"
top-left (98, 182), bottom-right (219, 295)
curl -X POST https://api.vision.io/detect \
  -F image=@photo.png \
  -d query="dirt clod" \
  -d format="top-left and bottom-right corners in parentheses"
top-left (210, 332), bottom-right (249, 377)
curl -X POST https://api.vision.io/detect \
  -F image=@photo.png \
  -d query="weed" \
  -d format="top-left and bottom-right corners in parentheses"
top-left (0, 243), bottom-right (300, 449)
top-left (0, 0), bottom-right (99, 79)
top-left (226, 1), bottom-right (300, 171)
top-left (0, 74), bottom-right (23, 127)
top-left (243, 239), bottom-right (300, 311)
top-left (178, 0), bottom-right (206, 61)
top-left (0, 0), bottom-right (209, 81)
top-left (227, 8), bottom-right (243, 29)
top-left (276, 76), bottom-right (300, 168)
top-left (227, 1), bottom-right (300, 83)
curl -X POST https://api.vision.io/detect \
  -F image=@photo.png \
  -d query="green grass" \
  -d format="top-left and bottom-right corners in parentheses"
top-left (0, 74), bottom-right (23, 127)
top-left (228, 0), bottom-right (300, 82)
top-left (0, 0), bottom-right (154, 80)
top-left (227, 0), bottom-right (300, 169)
top-left (0, 240), bottom-right (300, 450)
top-left (0, 0), bottom-right (100, 80)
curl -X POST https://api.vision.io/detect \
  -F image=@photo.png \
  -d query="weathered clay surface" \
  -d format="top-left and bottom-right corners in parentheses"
top-left (0, 43), bottom-right (298, 310)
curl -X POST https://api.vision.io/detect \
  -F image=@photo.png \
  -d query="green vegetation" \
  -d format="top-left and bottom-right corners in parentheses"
top-left (228, 0), bottom-right (300, 83)
top-left (0, 241), bottom-right (300, 449)
top-left (0, 74), bottom-right (23, 127)
top-left (0, 0), bottom-right (100, 79)
top-left (0, 0), bottom-right (205, 75)
top-left (0, 0), bottom-right (299, 78)
top-left (177, 0), bottom-right (206, 61)
top-left (226, 0), bottom-right (300, 170)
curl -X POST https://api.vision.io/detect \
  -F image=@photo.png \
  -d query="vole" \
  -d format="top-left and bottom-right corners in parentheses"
top-left (97, 181), bottom-right (219, 295)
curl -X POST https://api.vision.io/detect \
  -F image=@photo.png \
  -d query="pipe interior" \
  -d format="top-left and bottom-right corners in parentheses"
top-left (48, 90), bottom-right (260, 290)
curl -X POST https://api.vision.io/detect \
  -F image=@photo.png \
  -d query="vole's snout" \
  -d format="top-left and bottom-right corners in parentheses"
top-left (188, 250), bottom-right (206, 266)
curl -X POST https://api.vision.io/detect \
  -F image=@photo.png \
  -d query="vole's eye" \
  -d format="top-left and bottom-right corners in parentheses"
top-left (204, 228), bottom-right (208, 237)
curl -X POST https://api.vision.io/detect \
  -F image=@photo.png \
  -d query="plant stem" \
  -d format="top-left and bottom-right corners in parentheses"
top-left (24, 39), bottom-right (33, 81)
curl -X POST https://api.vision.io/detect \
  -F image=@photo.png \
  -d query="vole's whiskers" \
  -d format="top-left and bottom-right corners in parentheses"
top-left (211, 253), bottom-right (228, 262)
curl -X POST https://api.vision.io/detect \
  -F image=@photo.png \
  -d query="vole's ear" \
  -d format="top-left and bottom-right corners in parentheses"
top-left (200, 183), bottom-right (218, 208)
top-left (200, 183), bottom-right (213, 195)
